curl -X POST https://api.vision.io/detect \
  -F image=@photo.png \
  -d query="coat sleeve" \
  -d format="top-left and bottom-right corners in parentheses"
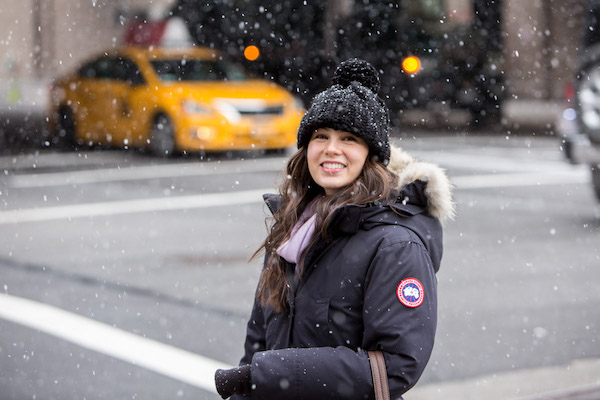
top-left (248, 238), bottom-right (438, 400)
top-left (362, 239), bottom-right (438, 397)
top-left (229, 297), bottom-right (267, 400)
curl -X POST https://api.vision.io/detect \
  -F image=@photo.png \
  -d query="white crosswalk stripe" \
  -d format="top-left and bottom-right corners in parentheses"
top-left (0, 293), bottom-right (232, 393)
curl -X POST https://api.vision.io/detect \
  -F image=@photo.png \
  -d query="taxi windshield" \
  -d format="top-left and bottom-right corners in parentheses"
top-left (150, 58), bottom-right (248, 82)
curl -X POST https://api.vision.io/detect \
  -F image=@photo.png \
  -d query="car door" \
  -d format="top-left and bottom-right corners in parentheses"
top-left (104, 56), bottom-right (149, 147)
top-left (75, 57), bottom-right (114, 143)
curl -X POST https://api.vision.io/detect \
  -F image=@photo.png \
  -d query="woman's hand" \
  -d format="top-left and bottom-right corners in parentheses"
top-left (214, 365), bottom-right (252, 399)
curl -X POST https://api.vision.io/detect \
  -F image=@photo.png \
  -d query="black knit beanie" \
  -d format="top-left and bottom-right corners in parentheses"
top-left (296, 58), bottom-right (391, 165)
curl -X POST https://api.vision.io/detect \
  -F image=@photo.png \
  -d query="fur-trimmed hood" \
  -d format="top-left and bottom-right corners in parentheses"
top-left (334, 144), bottom-right (453, 272)
top-left (387, 145), bottom-right (455, 224)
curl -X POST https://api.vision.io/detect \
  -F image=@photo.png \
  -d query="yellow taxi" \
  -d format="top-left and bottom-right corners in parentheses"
top-left (49, 46), bottom-right (304, 155)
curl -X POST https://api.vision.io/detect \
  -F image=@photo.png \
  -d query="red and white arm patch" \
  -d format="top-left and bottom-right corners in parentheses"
top-left (396, 278), bottom-right (424, 308)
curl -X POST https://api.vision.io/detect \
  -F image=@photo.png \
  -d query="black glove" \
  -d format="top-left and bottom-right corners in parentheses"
top-left (214, 365), bottom-right (252, 399)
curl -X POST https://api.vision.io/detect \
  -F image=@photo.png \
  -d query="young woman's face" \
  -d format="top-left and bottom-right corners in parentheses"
top-left (307, 128), bottom-right (370, 196)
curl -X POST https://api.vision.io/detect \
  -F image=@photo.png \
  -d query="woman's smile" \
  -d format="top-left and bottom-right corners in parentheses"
top-left (321, 161), bottom-right (346, 173)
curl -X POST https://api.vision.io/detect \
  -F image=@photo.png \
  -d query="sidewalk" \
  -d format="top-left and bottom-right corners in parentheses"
top-left (406, 358), bottom-right (600, 400)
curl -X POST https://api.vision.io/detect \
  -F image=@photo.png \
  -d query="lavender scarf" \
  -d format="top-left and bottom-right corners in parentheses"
top-left (276, 199), bottom-right (320, 265)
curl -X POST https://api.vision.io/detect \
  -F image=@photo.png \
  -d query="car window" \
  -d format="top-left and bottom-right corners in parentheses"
top-left (78, 57), bottom-right (112, 79)
top-left (111, 57), bottom-right (145, 85)
top-left (149, 59), bottom-right (248, 82)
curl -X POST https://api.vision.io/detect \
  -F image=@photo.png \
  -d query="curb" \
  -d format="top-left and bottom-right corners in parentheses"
top-left (405, 358), bottom-right (600, 400)
top-left (516, 383), bottom-right (600, 400)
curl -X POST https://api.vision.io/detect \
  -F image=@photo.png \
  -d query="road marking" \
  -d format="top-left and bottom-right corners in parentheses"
top-left (0, 188), bottom-right (274, 224)
top-left (410, 151), bottom-right (571, 173)
top-left (7, 157), bottom-right (287, 188)
top-left (0, 167), bottom-right (591, 224)
top-left (6, 149), bottom-right (572, 189)
top-left (0, 292), bottom-right (233, 392)
top-left (452, 169), bottom-right (589, 189)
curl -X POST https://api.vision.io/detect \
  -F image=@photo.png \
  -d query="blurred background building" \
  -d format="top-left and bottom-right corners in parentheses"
top-left (0, 0), bottom-right (589, 131)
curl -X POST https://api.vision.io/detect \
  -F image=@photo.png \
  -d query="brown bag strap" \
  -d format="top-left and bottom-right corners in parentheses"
top-left (368, 350), bottom-right (390, 400)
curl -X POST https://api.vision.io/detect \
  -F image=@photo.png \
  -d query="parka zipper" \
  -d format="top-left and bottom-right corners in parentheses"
top-left (285, 260), bottom-right (297, 347)
top-left (284, 238), bottom-right (337, 347)
top-left (280, 203), bottom-right (366, 347)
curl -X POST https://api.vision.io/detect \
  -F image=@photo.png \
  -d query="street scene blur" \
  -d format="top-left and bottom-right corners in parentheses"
top-left (1, 0), bottom-right (600, 399)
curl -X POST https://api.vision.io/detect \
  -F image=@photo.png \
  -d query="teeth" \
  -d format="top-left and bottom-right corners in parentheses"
top-left (322, 162), bottom-right (345, 169)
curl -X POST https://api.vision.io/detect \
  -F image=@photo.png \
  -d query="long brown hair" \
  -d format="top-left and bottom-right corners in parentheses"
top-left (252, 147), bottom-right (399, 312)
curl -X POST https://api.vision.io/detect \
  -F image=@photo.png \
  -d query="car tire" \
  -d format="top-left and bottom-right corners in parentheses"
top-left (592, 165), bottom-right (600, 202)
top-left (55, 107), bottom-right (78, 150)
top-left (149, 114), bottom-right (177, 157)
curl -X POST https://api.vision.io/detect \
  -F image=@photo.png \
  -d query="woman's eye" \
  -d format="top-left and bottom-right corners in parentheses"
top-left (343, 136), bottom-right (356, 141)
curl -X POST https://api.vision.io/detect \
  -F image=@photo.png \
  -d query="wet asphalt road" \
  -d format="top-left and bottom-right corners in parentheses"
top-left (0, 131), bottom-right (599, 399)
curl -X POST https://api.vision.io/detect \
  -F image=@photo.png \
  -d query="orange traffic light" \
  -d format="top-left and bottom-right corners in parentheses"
top-left (244, 45), bottom-right (260, 61)
top-left (402, 56), bottom-right (421, 75)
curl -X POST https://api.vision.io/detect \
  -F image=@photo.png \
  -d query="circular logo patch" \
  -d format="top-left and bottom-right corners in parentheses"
top-left (397, 278), bottom-right (424, 308)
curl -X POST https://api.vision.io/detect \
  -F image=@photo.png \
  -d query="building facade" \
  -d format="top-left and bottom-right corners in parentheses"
top-left (0, 0), bottom-right (175, 111)
top-left (0, 0), bottom-right (590, 128)
top-left (502, 0), bottom-right (587, 126)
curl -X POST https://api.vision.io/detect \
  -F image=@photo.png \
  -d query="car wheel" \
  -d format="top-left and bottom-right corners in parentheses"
top-left (592, 165), bottom-right (600, 202)
top-left (149, 114), bottom-right (176, 156)
top-left (577, 63), bottom-right (600, 143)
top-left (55, 107), bottom-right (78, 149)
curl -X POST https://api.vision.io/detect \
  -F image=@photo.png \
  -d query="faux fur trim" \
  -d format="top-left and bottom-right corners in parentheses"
top-left (387, 145), bottom-right (456, 224)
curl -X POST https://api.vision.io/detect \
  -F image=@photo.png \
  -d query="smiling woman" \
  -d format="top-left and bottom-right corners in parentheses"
top-left (214, 59), bottom-right (455, 400)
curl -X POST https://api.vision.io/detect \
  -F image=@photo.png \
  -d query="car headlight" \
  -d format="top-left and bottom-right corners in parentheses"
top-left (182, 100), bottom-right (212, 115)
top-left (213, 101), bottom-right (241, 123)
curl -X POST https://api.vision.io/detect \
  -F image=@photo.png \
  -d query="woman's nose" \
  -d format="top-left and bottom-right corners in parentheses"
top-left (325, 138), bottom-right (341, 154)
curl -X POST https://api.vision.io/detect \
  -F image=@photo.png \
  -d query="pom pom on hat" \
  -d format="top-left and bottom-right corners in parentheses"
top-left (296, 58), bottom-right (390, 165)
top-left (332, 58), bottom-right (380, 94)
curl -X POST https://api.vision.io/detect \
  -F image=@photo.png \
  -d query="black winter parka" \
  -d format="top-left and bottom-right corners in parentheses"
top-left (232, 146), bottom-right (454, 400)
